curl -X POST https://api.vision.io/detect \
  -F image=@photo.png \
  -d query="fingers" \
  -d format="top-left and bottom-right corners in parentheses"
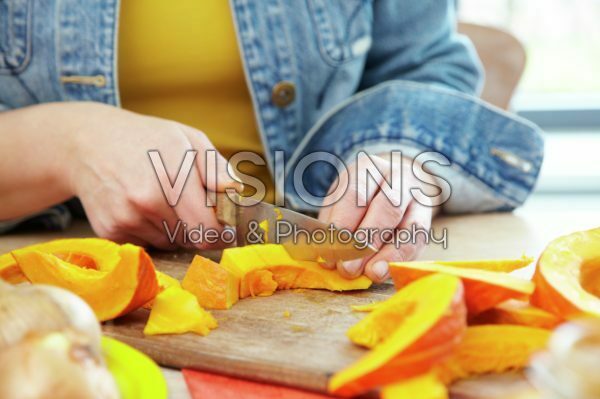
top-left (182, 126), bottom-right (243, 193)
top-left (363, 200), bottom-right (433, 283)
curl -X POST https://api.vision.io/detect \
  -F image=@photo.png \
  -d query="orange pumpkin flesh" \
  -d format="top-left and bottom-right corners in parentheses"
top-left (381, 372), bottom-right (447, 399)
top-left (531, 228), bottom-right (600, 319)
top-left (434, 255), bottom-right (533, 272)
top-left (182, 255), bottom-right (240, 310)
top-left (144, 286), bottom-right (217, 336)
top-left (471, 299), bottom-right (562, 329)
top-left (0, 238), bottom-right (121, 284)
top-left (329, 274), bottom-right (466, 397)
top-left (389, 261), bottom-right (534, 315)
top-left (436, 325), bottom-right (551, 384)
top-left (11, 243), bottom-right (158, 321)
top-left (184, 245), bottom-right (371, 309)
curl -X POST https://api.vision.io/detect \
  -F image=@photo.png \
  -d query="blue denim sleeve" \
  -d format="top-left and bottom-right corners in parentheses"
top-left (284, 0), bottom-right (543, 215)
top-left (359, 0), bottom-right (484, 95)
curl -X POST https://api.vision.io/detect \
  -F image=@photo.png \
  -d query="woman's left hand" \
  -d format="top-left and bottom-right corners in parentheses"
top-left (318, 153), bottom-right (437, 283)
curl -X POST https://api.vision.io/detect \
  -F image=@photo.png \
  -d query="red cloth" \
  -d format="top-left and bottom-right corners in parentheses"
top-left (182, 369), bottom-right (337, 399)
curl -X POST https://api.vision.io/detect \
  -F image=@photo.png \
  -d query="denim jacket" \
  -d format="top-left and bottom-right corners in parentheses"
top-left (0, 0), bottom-right (543, 231)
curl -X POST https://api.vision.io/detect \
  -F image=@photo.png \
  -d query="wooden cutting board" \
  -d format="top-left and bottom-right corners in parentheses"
top-left (102, 251), bottom-right (537, 399)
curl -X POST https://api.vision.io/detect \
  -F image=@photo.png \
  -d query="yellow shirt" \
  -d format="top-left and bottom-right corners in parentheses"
top-left (118, 0), bottom-right (273, 199)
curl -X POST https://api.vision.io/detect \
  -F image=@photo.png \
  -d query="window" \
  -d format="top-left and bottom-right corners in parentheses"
top-left (459, 0), bottom-right (600, 118)
top-left (458, 0), bottom-right (600, 195)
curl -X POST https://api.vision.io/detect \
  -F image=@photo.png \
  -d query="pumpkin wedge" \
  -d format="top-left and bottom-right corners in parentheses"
top-left (11, 243), bottom-right (158, 321)
top-left (531, 228), bottom-right (600, 319)
top-left (144, 287), bottom-right (217, 336)
top-left (435, 255), bottom-right (533, 272)
top-left (389, 262), bottom-right (535, 315)
top-left (381, 372), bottom-right (447, 399)
top-left (0, 238), bottom-right (121, 284)
top-left (471, 299), bottom-right (562, 329)
top-left (184, 245), bottom-right (371, 309)
top-left (436, 325), bottom-right (551, 384)
top-left (329, 274), bottom-right (466, 397)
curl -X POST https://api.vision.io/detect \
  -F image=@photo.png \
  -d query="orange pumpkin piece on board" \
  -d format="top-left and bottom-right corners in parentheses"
top-left (0, 238), bottom-right (121, 284)
top-left (436, 325), bottom-right (550, 384)
top-left (329, 274), bottom-right (466, 397)
top-left (183, 255), bottom-right (241, 310)
top-left (531, 228), bottom-right (600, 319)
top-left (11, 242), bottom-right (158, 321)
top-left (471, 299), bottom-right (562, 329)
top-left (144, 287), bottom-right (217, 336)
top-left (434, 256), bottom-right (533, 272)
top-left (389, 261), bottom-right (534, 316)
top-left (381, 372), bottom-right (447, 399)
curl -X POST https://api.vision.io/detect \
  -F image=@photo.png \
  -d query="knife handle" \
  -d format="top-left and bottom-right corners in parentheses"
top-left (214, 192), bottom-right (240, 226)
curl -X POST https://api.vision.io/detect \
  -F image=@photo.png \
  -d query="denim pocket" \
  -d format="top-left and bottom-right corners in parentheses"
top-left (306, 0), bottom-right (372, 66)
top-left (0, 0), bottom-right (32, 74)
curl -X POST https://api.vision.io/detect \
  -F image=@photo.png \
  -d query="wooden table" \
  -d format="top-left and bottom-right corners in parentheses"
top-left (2, 195), bottom-right (599, 398)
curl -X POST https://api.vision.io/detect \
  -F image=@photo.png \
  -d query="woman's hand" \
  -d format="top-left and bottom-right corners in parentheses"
top-left (318, 153), bottom-right (437, 283)
top-left (64, 103), bottom-right (239, 249)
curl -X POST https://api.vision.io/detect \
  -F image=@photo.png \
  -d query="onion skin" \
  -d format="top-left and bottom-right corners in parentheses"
top-left (0, 282), bottom-right (120, 399)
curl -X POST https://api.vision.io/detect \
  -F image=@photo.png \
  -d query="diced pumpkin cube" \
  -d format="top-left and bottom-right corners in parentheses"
top-left (182, 255), bottom-right (239, 309)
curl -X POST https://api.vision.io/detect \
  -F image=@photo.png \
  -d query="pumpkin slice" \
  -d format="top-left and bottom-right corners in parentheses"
top-left (389, 262), bottom-right (534, 315)
top-left (531, 228), bottom-right (600, 319)
top-left (11, 243), bottom-right (158, 321)
top-left (329, 274), bottom-right (466, 397)
top-left (436, 325), bottom-right (551, 384)
top-left (381, 372), bottom-right (447, 399)
top-left (144, 287), bottom-right (217, 336)
top-left (434, 255), bottom-right (533, 272)
top-left (471, 299), bottom-right (562, 329)
top-left (1, 238), bottom-right (121, 284)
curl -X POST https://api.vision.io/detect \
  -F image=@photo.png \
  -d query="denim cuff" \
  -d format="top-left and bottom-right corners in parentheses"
top-left (283, 80), bottom-right (544, 213)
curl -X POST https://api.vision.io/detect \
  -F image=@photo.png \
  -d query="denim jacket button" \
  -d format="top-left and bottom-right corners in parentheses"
top-left (271, 81), bottom-right (296, 107)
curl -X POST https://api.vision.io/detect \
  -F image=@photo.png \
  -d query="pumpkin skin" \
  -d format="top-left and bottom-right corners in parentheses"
top-left (11, 242), bottom-right (158, 321)
top-left (389, 261), bottom-right (534, 316)
top-left (531, 228), bottom-right (600, 319)
top-left (329, 274), bottom-right (466, 397)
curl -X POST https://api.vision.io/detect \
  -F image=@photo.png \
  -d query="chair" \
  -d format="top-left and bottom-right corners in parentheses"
top-left (458, 22), bottom-right (527, 110)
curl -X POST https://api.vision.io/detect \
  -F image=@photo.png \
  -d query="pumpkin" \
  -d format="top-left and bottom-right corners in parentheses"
top-left (531, 228), bottom-right (600, 319)
top-left (471, 299), bottom-right (562, 329)
top-left (436, 325), bottom-right (551, 384)
top-left (144, 287), bottom-right (217, 336)
top-left (381, 372), bottom-right (447, 399)
top-left (433, 256), bottom-right (533, 272)
top-left (0, 238), bottom-right (122, 284)
top-left (389, 261), bottom-right (534, 315)
top-left (183, 255), bottom-right (241, 310)
top-left (10, 240), bottom-right (159, 321)
top-left (183, 245), bottom-right (371, 309)
top-left (329, 274), bottom-right (466, 397)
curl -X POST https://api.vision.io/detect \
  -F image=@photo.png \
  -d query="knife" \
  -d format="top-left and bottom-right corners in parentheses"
top-left (214, 192), bottom-right (377, 263)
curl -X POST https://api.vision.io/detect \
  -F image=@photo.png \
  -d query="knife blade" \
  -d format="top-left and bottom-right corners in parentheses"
top-left (214, 192), bottom-right (377, 263)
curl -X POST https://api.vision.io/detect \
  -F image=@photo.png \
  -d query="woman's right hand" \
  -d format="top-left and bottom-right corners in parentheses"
top-left (62, 102), bottom-right (240, 249)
